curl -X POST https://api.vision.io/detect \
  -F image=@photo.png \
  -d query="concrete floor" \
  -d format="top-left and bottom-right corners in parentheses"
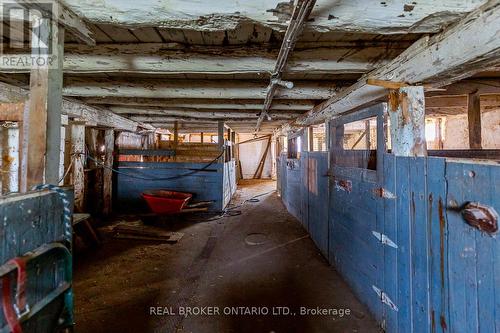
top-left (74, 180), bottom-right (380, 333)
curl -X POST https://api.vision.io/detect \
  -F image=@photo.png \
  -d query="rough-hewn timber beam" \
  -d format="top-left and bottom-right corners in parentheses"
top-left (0, 43), bottom-right (401, 75)
top-left (425, 79), bottom-right (500, 97)
top-left (81, 97), bottom-right (317, 111)
top-left (62, 99), bottom-right (149, 132)
top-left (0, 81), bottom-right (149, 132)
top-left (109, 106), bottom-right (302, 119)
top-left (58, 0), bottom-right (484, 35)
top-left (129, 114), bottom-right (298, 123)
top-left (426, 94), bottom-right (500, 108)
top-left (63, 79), bottom-right (340, 100)
top-left (296, 0), bottom-right (500, 126)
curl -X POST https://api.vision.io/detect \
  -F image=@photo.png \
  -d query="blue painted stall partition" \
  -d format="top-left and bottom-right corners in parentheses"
top-left (115, 161), bottom-right (236, 212)
top-left (278, 152), bottom-right (329, 258)
top-left (278, 152), bottom-right (500, 332)
top-left (306, 152), bottom-right (329, 259)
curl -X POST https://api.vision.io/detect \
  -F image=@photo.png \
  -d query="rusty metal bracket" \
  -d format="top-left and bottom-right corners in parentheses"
top-left (461, 202), bottom-right (498, 235)
top-left (372, 285), bottom-right (398, 312)
top-left (334, 179), bottom-right (352, 193)
top-left (373, 187), bottom-right (396, 199)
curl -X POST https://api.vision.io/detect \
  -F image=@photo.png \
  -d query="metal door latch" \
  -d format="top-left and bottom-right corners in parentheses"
top-left (461, 202), bottom-right (498, 235)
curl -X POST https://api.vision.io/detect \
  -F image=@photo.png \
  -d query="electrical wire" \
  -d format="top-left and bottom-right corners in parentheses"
top-left (84, 150), bottom-right (225, 182)
top-left (198, 189), bottom-right (277, 221)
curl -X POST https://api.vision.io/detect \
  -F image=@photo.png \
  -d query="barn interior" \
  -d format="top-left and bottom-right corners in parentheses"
top-left (0, 0), bottom-right (499, 332)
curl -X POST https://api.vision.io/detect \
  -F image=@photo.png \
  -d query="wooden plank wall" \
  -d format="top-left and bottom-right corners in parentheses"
top-left (115, 161), bottom-right (226, 212)
top-left (277, 152), bottom-right (500, 333)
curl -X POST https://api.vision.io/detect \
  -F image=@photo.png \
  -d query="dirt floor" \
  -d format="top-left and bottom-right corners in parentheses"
top-left (74, 180), bottom-right (380, 333)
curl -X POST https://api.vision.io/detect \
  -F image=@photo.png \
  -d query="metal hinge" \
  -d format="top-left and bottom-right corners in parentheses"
top-left (372, 285), bottom-right (398, 312)
top-left (372, 231), bottom-right (398, 249)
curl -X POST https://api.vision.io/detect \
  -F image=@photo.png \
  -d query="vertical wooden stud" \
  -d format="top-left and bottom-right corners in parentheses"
top-left (21, 17), bottom-right (64, 189)
top-left (103, 129), bottom-right (114, 215)
top-left (218, 121), bottom-right (225, 162)
top-left (70, 121), bottom-right (85, 212)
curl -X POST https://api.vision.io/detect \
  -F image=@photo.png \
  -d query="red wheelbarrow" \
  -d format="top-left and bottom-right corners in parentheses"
top-left (141, 190), bottom-right (212, 215)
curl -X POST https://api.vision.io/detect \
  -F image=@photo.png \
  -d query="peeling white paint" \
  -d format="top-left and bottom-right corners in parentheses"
top-left (63, 0), bottom-right (486, 33)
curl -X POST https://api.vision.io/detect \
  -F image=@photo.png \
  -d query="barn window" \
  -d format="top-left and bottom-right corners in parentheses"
top-left (309, 123), bottom-right (327, 151)
top-left (287, 136), bottom-right (301, 159)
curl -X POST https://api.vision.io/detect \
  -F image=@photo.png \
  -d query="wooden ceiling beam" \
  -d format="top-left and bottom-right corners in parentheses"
top-left (62, 78), bottom-right (340, 100)
top-left (426, 94), bottom-right (500, 108)
top-left (0, 81), bottom-right (149, 131)
top-left (81, 97), bottom-right (317, 111)
top-left (0, 43), bottom-right (403, 75)
top-left (110, 107), bottom-right (302, 119)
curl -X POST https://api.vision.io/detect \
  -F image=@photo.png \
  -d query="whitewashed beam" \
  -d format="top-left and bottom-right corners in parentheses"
top-left (62, 99), bottom-right (149, 132)
top-left (0, 43), bottom-right (401, 75)
top-left (8, 0), bottom-right (95, 45)
top-left (0, 81), bottom-right (28, 103)
top-left (296, 0), bottom-right (500, 126)
top-left (62, 0), bottom-right (484, 34)
top-left (0, 80), bottom-right (150, 132)
top-left (109, 106), bottom-right (301, 118)
top-left (63, 79), bottom-right (340, 100)
top-left (81, 97), bottom-right (317, 111)
top-left (129, 114), bottom-right (297, 123)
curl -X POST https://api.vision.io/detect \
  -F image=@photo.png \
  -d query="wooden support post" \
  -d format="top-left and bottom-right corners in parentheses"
top-left (173, 121), bottom-right (179, 147)
top-left (435, 117), bottom-right (444, 150)
top-left (70, 121), bottom-right (85, 212)
top-left (217, 121), bottom-right (225, 162)
top-left (230, 131), bottom-right (236, 161)
top-left (173, 121), bottom-right (179, 161)
top-left (46, 23), bottom-right (65, 184)
top-left (103, 129), bottom-right (114, 215)
top-left (388, 86), bottom-right (427, 157)
top-left (467, 92), bottom-right (482, 149)
top-left (365, 120), bottom-right (371, 149)
top-left (21, 17), bottom-right (64, 189)
top-left (253, 136), bottom-right (271, 179)
top-left (0, 124), bottom-right (20, 194)
top-left (200, 132), bottom-right (204, 143)
top-left (308, 126), bottom-right (314, 152)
